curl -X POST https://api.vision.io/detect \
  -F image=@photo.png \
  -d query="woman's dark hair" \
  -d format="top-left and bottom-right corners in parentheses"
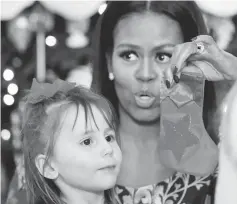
top-left (92, 1), bottom-right (216, 139)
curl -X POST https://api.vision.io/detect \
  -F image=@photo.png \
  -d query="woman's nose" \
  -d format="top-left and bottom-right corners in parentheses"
top-left (135, 58), bottom-right (157, 82)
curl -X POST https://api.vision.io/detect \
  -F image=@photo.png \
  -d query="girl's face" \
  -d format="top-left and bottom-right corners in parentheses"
top-left (50, 104), bottom-right (122, 192)
top-left (109, 12), bottom-right (183, 122)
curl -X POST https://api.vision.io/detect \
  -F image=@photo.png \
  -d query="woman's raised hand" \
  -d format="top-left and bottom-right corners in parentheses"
top-left (164, 35), bottom-right (237, 88)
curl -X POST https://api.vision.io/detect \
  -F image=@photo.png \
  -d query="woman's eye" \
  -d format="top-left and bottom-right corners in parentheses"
top-left (119, 51), bottom-right (138, 61)
top-left (81, 138), bottom-right (93, 146)
top-left (105, 135), bottom-right (115, 143)
top-left (155, 53), bottom-right (171, 63)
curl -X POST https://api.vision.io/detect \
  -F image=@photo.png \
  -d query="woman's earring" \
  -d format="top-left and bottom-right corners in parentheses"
top-left (109, 72), bottom-right (114, 81)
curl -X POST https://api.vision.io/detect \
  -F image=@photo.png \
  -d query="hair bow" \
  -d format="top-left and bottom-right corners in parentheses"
top-left (28, 78), bottom-right (76, 104)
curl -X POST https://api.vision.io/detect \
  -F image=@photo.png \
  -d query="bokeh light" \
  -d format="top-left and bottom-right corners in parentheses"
top-left (7, 83), bottom-right (19, 95)
top-left (1, 129), bottom-right (11, 141)
top-left (98, 3), bottom-right (107, 15)
top-left (3, 69), bottom-right (14, 81)
top-left (3, 94), bottom-right (14, 106)
top-left (12, 57), bottom-right (22, 68)
top-left (45, 35), bottom-right (57, 47)
top-left (15, 16), bottom-right (29, 29)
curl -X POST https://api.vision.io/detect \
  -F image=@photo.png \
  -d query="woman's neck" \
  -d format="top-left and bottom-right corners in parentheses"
top-left (59, 184), bottom-right (105, 204)
top-left (117, 107), bottom-right (175, 187)
top-left (118, 108), bottom-right (160, 145)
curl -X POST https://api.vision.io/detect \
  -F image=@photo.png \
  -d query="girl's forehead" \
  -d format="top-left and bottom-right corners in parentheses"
top-left (62, 104), bottom-right (109, 132)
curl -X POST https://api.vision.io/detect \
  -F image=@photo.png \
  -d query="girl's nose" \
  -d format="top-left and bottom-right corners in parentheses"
top-left (100, 138), bottom-right (113, 157)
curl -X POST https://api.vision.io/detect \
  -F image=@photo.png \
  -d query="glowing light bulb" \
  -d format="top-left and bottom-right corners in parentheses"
top-left (7, 83), bottom-right (19, 95)
top-left (3, 94), bottom-right (14, 106)
top-left (3, 69), bottom-right (14, 81)
top-left (45, 36), bottom-right (57, 47)
top-left (1, 129), bottom-right (11, 141)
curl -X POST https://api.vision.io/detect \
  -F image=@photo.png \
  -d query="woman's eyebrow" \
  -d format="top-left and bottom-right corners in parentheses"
top-left (153, 44), bottom-right (175, 49)
top-left (151, 44), bottom-right (175, 53)
top-left (115, 43), bottom-right (175, 50)
top-left (115, 43), bottom-right (140, 49)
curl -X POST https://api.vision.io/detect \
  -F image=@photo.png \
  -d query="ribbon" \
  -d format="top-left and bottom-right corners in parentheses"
top-left (28, 78), bottom-right (76, 104)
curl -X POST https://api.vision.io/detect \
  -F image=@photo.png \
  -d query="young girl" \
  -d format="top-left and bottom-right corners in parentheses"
top-left (22, 78), bottom-right (122, 204)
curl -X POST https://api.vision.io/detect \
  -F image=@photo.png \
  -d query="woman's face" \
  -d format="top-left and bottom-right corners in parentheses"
top-left (109, 12), bottom-right (184, 123)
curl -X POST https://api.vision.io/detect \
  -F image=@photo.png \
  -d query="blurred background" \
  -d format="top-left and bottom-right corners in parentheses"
top-left (1, 0), bottom-right (237, 202)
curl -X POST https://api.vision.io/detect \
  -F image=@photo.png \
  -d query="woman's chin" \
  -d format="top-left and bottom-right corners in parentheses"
top-left (119, 103), bottom-right (160, 124)
top-left (131, 108), bottom-right (160, 124)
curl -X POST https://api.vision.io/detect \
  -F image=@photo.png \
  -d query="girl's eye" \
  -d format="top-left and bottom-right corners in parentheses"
top-left (119, 51), bottom-right (138, 61)
top-left (105, 134), bottom-right (115, 143)
top-left (81, 138), bottom-right (93, 146)
top-left (155, 53), bottom-right (172, 63)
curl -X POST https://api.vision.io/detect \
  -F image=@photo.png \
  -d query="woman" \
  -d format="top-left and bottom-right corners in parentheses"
top-left (92, 1), bottom-right (237, 204)
top-left (6, 1), bottom-right (237, 204)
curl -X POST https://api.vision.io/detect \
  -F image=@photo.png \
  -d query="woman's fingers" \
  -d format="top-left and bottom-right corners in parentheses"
top-left (164, 66), bottom-right (174, 88)
top-left (191, 35), bottom-right (223, 63)
top-left (189, 60), bottom-right (225, 81)
top-left (192, 35), bottom-right (237, 80)
top-left (173, 65), bottom-right (180, 84)
top-left (164, 34), bottom-right (236, 88)
top-left (192, 35), bottom-right (216, 46)
top-left (164, 35), bottom-right (237, 85)
top-left (164, 42), bottom-right (198, 88)
top-left (172, 42), bottom-right (197, 72)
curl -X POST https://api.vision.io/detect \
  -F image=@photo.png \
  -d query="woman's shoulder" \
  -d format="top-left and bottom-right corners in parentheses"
top-left (115, 170), bottom-right (217, 204)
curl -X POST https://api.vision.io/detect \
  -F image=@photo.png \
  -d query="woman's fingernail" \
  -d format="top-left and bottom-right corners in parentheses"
top-left (165, 80), bottom-right (171, 89)
top-left (173, 75), bottom-right (180, 83)
top-left (191, 37), bottom-right (197, 41)
top-left (173, 66), bottom-right (178, 75)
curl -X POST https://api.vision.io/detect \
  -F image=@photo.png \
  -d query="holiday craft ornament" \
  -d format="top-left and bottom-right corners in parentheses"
top-left (159, 71), bottom-right (218, 176)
